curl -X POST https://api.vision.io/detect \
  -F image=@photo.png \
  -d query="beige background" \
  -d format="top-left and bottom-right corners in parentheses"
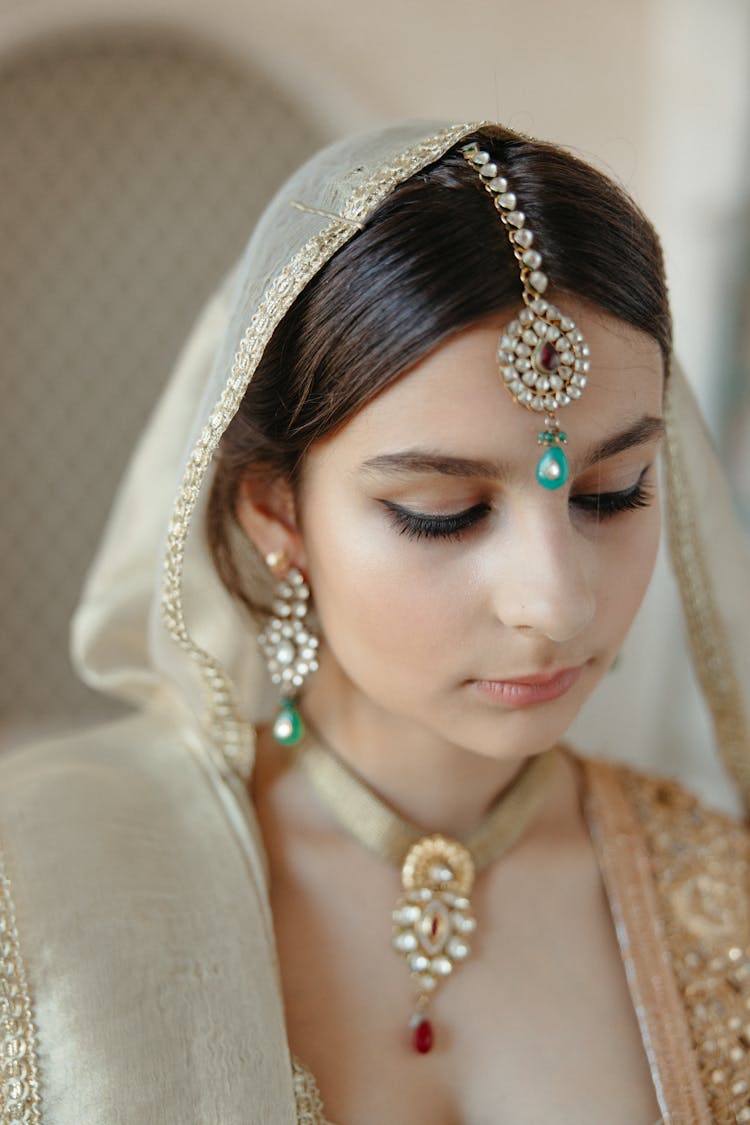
top-left (2, 0), bottom-right (748, 805)
top-left (3, 0), bottom-right (748, 417)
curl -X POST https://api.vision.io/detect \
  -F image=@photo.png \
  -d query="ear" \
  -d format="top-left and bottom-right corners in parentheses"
top-left (235, 474), bottom-right (308, 575)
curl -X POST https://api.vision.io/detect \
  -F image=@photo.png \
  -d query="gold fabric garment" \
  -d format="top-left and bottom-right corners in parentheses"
top-left (289, 756), bottom-right (750, 1125)
top-left (624, 765), bottom-right (750, 1121)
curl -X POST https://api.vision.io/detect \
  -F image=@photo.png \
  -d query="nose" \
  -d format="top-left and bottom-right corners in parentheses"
top-left (490, 504), bottom-right (596, 643)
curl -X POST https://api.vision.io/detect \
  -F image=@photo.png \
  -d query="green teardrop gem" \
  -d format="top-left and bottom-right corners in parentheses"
top-left (272, 699), bottom-right (305, 745)
top-left (536, 445), bottom-right (569, 490)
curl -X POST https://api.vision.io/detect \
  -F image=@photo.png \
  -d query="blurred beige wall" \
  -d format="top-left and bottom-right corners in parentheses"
top-left (1, 1), bottom-right (653, 159)
top-left (2, 0), bottom-right (747, 418)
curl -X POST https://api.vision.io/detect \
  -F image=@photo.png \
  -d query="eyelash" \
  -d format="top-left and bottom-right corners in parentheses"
top-left (383, 472), bottom-right (654, 542)
top-left (383, 501), bottom-right (491, 541)
top-left (571, 474), bottom-right (654, 517)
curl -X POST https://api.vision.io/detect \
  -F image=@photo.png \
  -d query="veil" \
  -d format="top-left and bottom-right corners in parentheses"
top-left (69, 121), bottom-right (750, 813)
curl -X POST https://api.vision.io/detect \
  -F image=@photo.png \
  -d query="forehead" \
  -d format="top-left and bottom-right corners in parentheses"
top-left (311, 299), bottom-right (664, 473)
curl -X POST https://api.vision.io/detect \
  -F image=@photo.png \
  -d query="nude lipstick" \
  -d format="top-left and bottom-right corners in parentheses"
top-left (471, 665), bottom-right (583, 707)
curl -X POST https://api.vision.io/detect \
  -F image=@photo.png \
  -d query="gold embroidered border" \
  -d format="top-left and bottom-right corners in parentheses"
top-left (159, 123), bottom-right (479, 778)
top-left (664, 380), bottom-right (750, 810)
top-left (625, 767), bottom-right (750, 1122)
top-left (0, 848), bottom-right (42, 1125)
top-left (583, 758), bottom-right (712, 1124)
top-left (291, 1056), bottom-right (334, 1125)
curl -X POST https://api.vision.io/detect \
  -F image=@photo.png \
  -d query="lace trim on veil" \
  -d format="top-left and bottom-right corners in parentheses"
top-left (0, 845), bottom-right (42, 1125)
top-left (291, 1055), bottom-right (335, 1125)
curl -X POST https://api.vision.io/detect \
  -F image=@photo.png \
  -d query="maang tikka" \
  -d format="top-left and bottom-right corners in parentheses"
top-left (257, 551), bottom-right (319, 745)
top-left (461, 141), bottom-right (590, 489)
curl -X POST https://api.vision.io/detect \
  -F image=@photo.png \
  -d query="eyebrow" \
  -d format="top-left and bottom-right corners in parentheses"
top-left (359, 415), bottom-right (666, 480)
top-left (360, 450), bottom-right (502, 480)
top-left (581, 414), bottom-right (665, 469)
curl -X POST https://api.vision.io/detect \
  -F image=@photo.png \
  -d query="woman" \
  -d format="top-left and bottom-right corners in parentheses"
top-left (1, 121), bottom-right (749, 1124)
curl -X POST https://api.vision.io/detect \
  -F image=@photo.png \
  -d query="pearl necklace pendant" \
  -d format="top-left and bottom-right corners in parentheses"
top-left (295, 732), bottom-right (559, 1057)
top-left (391, 835), bottom-right (477, 1053)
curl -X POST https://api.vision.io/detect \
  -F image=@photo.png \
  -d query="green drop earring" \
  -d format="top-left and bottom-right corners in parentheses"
top-left (258, 552), bottom-right (319, 745)
top-left (461, 142), bottom-right (590, 490)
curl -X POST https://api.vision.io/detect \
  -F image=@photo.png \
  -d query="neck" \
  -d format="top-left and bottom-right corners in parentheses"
top-left (299, 660), bottom-right (554, 840)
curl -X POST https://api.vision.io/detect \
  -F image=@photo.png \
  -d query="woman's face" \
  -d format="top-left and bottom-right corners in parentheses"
top-left (289, 298), bottom-right (665, 762)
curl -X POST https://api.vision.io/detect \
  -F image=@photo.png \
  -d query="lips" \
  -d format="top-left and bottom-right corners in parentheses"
top-left (470, 665), bottom-right (584, 707)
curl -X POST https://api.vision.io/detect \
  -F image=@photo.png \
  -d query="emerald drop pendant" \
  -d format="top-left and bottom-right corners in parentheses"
top-left (272, 699), bottom-right (304, 745)
top-left (536, 444), bottom-right (568, 490)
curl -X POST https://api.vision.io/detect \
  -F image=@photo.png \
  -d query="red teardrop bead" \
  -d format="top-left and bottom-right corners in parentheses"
top-left (538, 341), bottom-right (560, 373)
top-left (413, 1018), bottom-right (434, 1054)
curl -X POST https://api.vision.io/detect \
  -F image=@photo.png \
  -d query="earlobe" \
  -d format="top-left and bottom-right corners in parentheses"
top-left (235, 474), bottom-right (308, 574)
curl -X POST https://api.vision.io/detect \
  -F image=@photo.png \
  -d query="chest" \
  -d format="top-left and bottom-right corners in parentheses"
top-left (268, 828), bottom-right (661, 1125)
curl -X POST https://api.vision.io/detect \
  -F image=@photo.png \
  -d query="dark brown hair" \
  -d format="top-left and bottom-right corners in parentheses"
top-left (207, 124), bottom-right (672, 611)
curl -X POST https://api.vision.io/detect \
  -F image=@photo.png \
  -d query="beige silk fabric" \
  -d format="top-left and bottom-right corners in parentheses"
top-left (663, 363), bottom-right (750, 804)
top-left (0, 709), bottom-right (299, 1125)
top-left (3, 727), bottom-right (750, 1124)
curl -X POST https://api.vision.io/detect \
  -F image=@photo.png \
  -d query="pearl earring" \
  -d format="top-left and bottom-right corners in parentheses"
top-left (257, 554), bottom-right (319, 745)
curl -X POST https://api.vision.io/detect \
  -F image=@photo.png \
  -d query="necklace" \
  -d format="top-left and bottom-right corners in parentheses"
top-left (296, 734), bottom-right (560, 1054)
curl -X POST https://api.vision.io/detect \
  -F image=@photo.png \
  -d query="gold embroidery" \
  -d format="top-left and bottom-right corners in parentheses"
top-left (159, 123), bottom-right (479, 778)
top-left (291, 1056), bottom-right (334, 1125)
top-left (0, 847), bottom-right (42, 1125)
top-left (289, 201), bottom-right (364, 229)
top-left (664, 380), bottom-right (750, 810)
top-left (583, 757), bottom-right (712, 1121)
top-left (628, 769), bottom-right (750, 1122)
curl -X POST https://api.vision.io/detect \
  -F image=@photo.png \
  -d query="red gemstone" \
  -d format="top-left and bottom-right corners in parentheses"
top-left (537, 341), bottom-right (560, 373)
top-left (413, 1018), bottom-right (434, 1054)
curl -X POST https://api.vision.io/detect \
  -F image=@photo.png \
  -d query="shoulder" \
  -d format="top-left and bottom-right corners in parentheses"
top-left (583, 753), bottom-right (750, 1008)
top-left (0, 707), bottom-right (191, 787)
top-left (0, 709), bottom-right (181, 809)
top-left (0, 711), bottom-right (210, 931)
top-left (620, 760), bottom-right (750, 945)
top-left (0, 711), bottom-right (213, 875)
top-left (583, 755), bottom-right (750, 911)
top-left (0, 714), bottom-right (292, 1124)
top-left (580, 751), bottom-right (749, 860)
top-left (609, 759), bottom-right (750, 882)
top-left (0, 708), bottom-right (272, 887)
top-left (0, 709), bottom-right (269, 940)
top-left (0, 706), bottom-right (260, 838)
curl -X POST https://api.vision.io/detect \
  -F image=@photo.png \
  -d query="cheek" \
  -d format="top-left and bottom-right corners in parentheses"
top-left (303, 501), bottom-right (467, 674)
top-left (597, 499), bottom-right (662, 641)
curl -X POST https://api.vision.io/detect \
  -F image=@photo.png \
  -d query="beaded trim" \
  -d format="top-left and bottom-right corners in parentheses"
top-left (0, 849), bottom-right (42, 1125)
top-left (159, 123), bottom-right (478, 778)
top-left (291, 1056), bottom-right (331, 1125)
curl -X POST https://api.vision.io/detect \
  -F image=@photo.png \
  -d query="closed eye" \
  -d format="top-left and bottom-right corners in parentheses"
top-left (570, 467), bottom-right (654, 518)
top-left (380, 500), bottom-right (491, 541)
